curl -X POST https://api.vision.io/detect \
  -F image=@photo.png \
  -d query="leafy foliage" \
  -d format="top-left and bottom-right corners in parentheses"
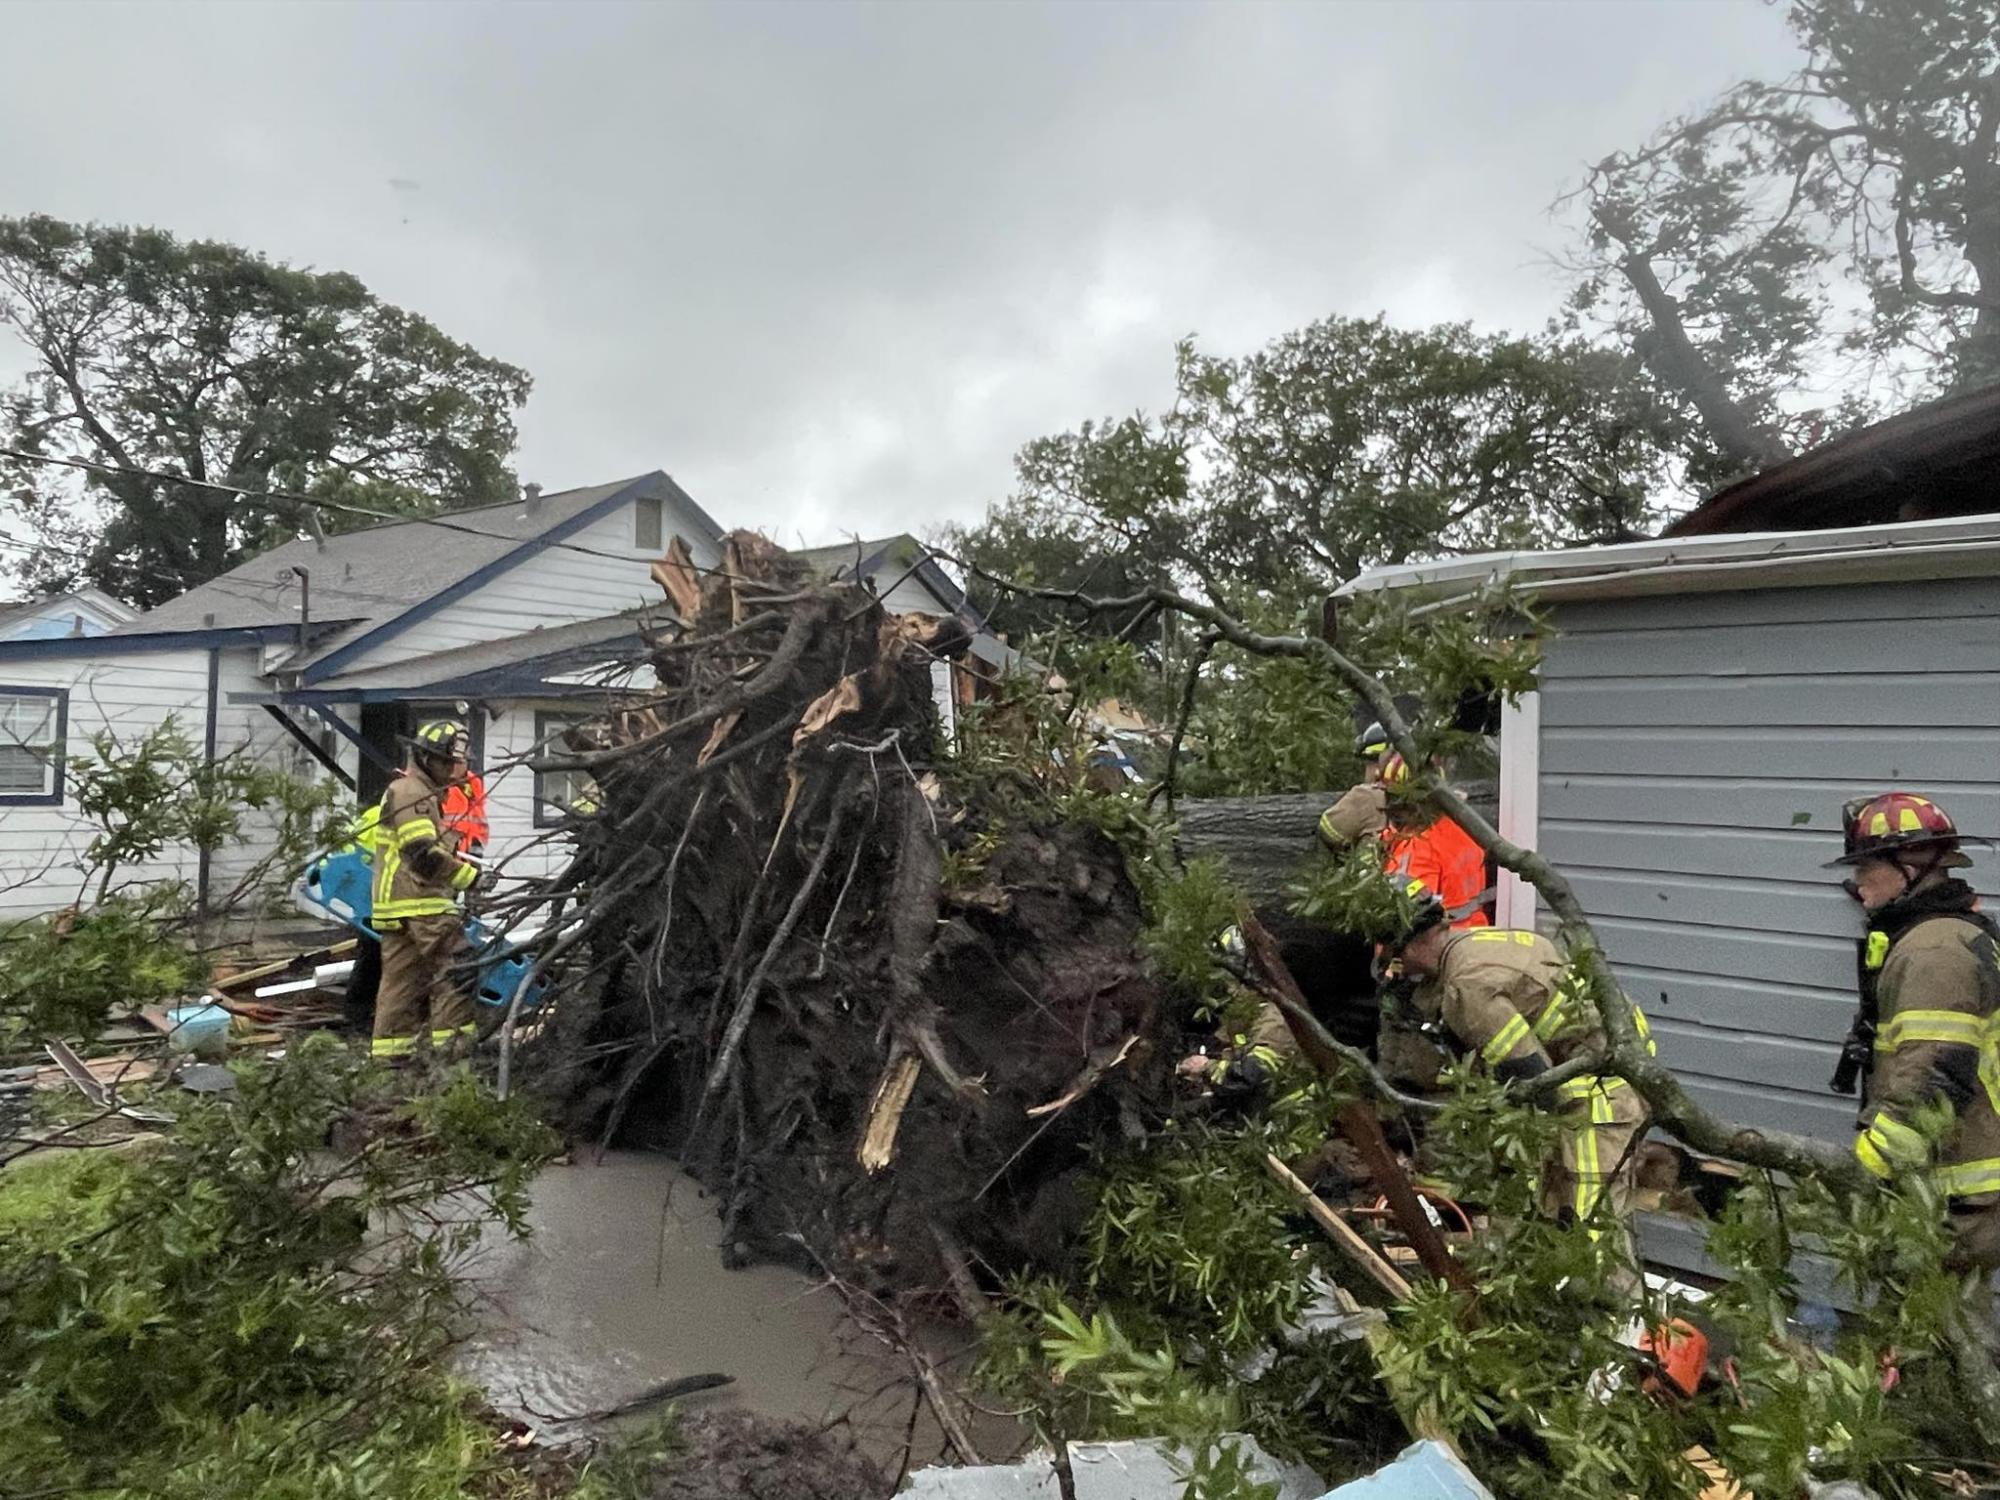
top-left (0, 214), bottom-right (531, 604)
top-left (0, 888), bottom-right (203, 1041)
top-left (1566, 0), bottom-right (2000, 482)
top-left (943, 317), bottom-right (1681, 640)
top-left (64, 715), bottom-right (344, 910)
top-left (0, 1036), bottom-right (559, 1498)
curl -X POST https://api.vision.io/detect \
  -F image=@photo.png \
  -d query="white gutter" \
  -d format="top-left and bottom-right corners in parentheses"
top-left (1336, 510), bottom-right (2000, 603)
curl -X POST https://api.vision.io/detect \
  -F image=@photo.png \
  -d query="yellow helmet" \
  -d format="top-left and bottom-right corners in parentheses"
top-left (410, 719), bottom-right (470, 761)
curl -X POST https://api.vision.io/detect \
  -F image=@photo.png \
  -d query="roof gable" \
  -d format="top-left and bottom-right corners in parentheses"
top-left (101, 471), bottom-right (723, 684)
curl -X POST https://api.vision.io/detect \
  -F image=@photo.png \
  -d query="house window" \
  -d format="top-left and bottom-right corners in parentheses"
top-left (0, 687), bottom-right (67, 805)
top-left (634, 493), bottom-right (664, 553)
top-left (533, 712), bottom-right (596, 827)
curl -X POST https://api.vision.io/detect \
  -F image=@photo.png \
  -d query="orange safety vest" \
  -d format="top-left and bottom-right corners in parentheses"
top-left (1387, 815), bottom-right (1491, 930)
top-left (442, 772), bottom-right (490, 853)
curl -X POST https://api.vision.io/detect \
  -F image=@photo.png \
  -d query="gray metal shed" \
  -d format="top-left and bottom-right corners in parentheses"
top-left (1341, 513), bottom-right (2000, 1150)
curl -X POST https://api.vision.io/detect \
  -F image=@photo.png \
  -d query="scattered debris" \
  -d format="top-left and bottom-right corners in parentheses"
top-left (905, 1436), bottom-right (1324, 1500)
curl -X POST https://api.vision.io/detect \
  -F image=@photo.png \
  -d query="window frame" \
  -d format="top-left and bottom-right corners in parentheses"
top-left (532, 710), bottom-right (591, 828)
top-left (634, 492), bottom-right (664, 553)
top-left (0, 685), bottom-right (69, 808)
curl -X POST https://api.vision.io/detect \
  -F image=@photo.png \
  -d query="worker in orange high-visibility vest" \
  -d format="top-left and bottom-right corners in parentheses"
top-left (1377, 753), bottom-right (1490, 931)
top-left (443, 768), bottom-right (490, 860)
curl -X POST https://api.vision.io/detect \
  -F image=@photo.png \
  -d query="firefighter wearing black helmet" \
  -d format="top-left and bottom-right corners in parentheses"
top-left (370, 719), bottom-right (481, 1058)
top-left (1389, 881), bottom-right (1652, 1233)
top-left (1830, 792), bottom-right (2000, 1270)
top-left (1316, 721), bottom-right (1393, 846)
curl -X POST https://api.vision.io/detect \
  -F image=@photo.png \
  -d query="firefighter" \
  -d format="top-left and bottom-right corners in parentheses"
top-left (1379, 754), bottom-right (1490, 932)
top-left (1320, 741), bottom-right (1490, 932)
top-left (1828, 791), bottom-right (2000, 1271)
top-left (371, 720), bottom-right (482, 1059)
top-left (1390, 882), bottom-right (1651, 1232)
top-left (1316, 721), bottom-right (1394, 846)
top-left (443, 764), bottom-right (490, 861)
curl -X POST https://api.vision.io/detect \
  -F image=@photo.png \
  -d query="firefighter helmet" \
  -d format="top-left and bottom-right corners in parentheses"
top-left (1829, 792), bottom-right (1972, 869)
top-left (1386, 878), bottom-right (1448, 950)
top-left (409, 719), bottom-right (471, 763)
top-left (1356, 721), bottom-right (1390, 759)
top-left (1380, 752), bottom-right (1411, 787)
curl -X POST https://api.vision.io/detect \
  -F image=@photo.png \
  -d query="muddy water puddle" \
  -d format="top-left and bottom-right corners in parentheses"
top-left (459, 1150), bottom-right (1003, 1468)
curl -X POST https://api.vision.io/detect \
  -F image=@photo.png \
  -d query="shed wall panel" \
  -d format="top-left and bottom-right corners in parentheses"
top-left (1537, 579), bottom-right (2000, 1154)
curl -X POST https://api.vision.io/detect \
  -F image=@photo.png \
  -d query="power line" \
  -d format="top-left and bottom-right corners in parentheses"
top-left (1, 446), bottom-right (709, 572)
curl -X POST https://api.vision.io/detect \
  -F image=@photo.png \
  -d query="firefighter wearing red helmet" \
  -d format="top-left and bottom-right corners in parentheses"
top-left (1830, 792), bottom-right (2000, 1270)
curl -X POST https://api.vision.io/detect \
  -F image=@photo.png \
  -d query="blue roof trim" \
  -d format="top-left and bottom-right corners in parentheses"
top-left (299, 471), bottom-right (675, 686)
top-left (0, 622), bottom-right (299, 663)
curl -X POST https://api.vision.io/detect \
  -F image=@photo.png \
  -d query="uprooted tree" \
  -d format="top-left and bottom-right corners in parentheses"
top-left (517, 534), bottom-right (1180, 1310)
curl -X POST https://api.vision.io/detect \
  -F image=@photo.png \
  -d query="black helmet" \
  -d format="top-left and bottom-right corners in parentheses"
top-left (1384, 878), bottom-right (1448, 951)
top-left (1356, 720), bottom-right (1390, 759)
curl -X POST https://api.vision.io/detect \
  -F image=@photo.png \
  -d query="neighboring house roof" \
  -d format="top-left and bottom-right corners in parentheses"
top-left (1665, 384), bottom-right (2000, 537)
top-left (294, 608), bottom-right (670, 701)
top-left (795, 533), bottom-right (1016, 668)
top-left (1338, 510), bottom-right (2000, 609)
top-left (0, 587), bottom-right (138, 641)
top-left (110, 472), bottom-right (723, 680)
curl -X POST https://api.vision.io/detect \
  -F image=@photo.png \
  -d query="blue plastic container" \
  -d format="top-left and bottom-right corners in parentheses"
top-left (166, 1002), bottom-right (232, 1059)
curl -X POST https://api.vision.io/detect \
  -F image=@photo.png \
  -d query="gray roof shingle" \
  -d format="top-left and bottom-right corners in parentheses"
top-left (115, 478), bottom-right (648, 648)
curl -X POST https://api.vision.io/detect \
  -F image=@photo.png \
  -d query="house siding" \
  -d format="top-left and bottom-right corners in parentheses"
top-left (0, 649), bottom-right (218, 920)
top-left (1535, 577), bottom-right (2000, 1144)
top-left (482, 703), bottom-right (579, 885)
top-left (336, 496), bottom-right (719, 673)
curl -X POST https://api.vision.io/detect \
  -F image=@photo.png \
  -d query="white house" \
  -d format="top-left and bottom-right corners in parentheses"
top-left (0, 475), bottom-right (1001, 924)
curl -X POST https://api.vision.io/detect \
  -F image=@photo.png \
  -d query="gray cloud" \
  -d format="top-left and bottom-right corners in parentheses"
top-left (0, 0), bottom-right (1796, 549)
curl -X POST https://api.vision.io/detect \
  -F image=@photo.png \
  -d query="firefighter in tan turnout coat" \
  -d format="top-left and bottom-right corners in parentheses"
top-left (371, 720), bottom-right (482, 1058)
top-left (1830, 792), bottom-right (2000, 1271)
top-left (1391, 881), bottom-right (1652, 1230)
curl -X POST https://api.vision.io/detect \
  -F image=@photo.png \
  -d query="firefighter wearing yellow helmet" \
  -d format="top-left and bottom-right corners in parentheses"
top-left (370, 719), bottom-right (481, 1058)
top-left (1830, 791), bottom-right (2000, 1270)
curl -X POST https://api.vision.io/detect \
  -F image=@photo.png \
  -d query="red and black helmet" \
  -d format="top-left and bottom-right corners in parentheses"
top-left (1828, 792), bottom-right (1973, 870)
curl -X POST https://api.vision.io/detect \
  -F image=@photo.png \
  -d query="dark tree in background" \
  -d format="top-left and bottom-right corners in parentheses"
top-left (945, 316), bottom-right (1682, 637)
top-left (0, 216), bottom-right (532, 607)
top-left (1567, 0), bottom-right (2000, 487)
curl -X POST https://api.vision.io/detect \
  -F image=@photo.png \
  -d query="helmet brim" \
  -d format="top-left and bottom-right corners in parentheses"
top-left (1824, 838), bottom-right (1977, 870)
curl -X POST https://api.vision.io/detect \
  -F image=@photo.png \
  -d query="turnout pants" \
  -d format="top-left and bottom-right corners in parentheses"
top-left (373, 912), bottom-right (474, 1056)
top-left (1543, 1079), bottom-right (1648, 1230)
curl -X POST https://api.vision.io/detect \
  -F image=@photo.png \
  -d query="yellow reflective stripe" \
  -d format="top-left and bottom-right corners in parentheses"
top-left (449, 860), bottom-right (478, 891)
top-left (376, 898), bottom-right (458, 919)
top-left (1934, 1158), bottom-right (2000, 1198)
top-left (1633, 1004), bottom-right (1656, 1056)
top-left (1875, 1009), bottom-right (1984, 1054)
top-left (1316, 809), bottom-right (1341, 843)
top-left (1533, 989), bottom-right (1572, 1042)
top-left (394, 817), bottom-right (440, 846)
top-left (1571, 1116), bottom-right (1604, 1220)
top-left (371, 1035), bottom-right (416, 1058)
top-left (430, 1025), bottom-right (476, 1044)
top-left (375, 842), bottom-right (402, 909)
top-left (1556, 1074), bottom-right (1627, 1104)
top-left (1855, 1133), bottom-right (1893, 1179)
top-left (1470, 930), bottom-right (1536, 946)
top-left (1481, 1013), bottom-right (1532, 1066)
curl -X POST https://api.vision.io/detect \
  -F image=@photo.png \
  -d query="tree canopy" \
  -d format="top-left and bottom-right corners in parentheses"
top-left (1567, 0), bottom-right (2000, 486)
top-left (945, 316), bottom-right (1682, 639)
top-left (0, 216), bottom-right (531, 606)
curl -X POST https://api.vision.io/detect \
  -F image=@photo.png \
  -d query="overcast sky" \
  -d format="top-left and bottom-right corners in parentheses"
top-left (0, 0), bottom-right (1798, 550)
